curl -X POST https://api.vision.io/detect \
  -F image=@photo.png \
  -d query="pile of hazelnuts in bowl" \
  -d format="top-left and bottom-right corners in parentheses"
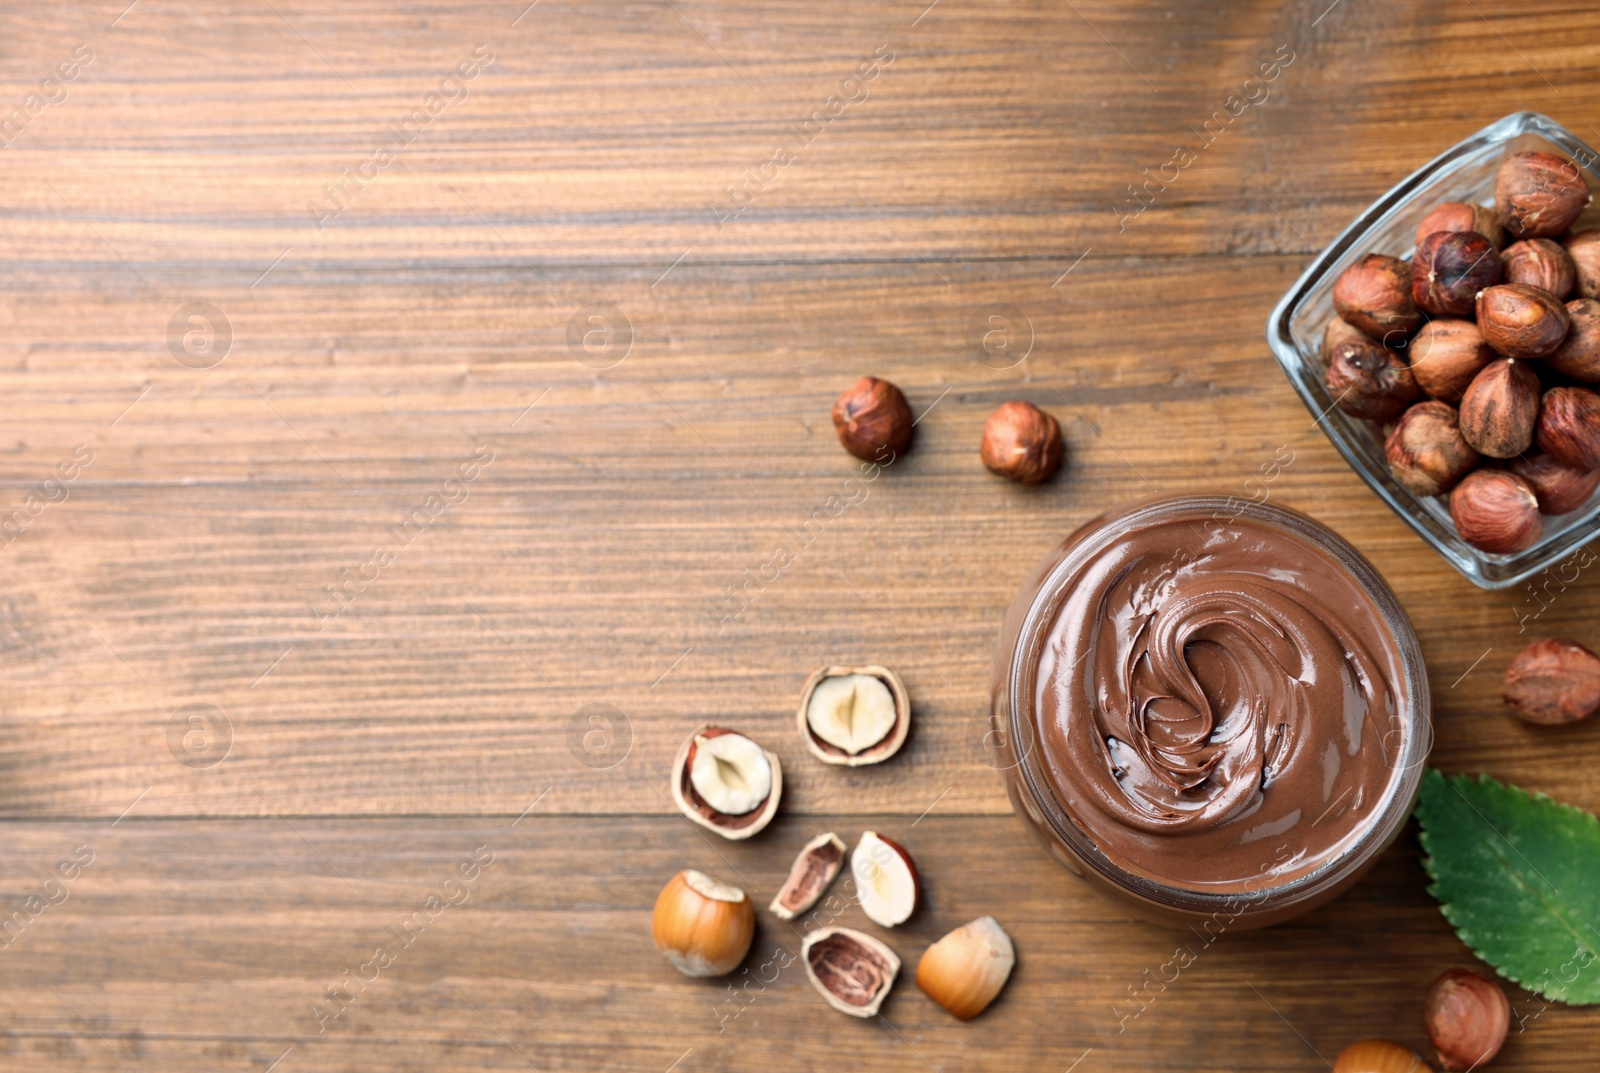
top-left (1324, 150), bottom-right (1600, 555)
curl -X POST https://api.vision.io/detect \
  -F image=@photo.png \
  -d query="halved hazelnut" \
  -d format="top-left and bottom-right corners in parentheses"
top-left (670, 726), bottom-right (782, 840)
top-left (769, 832), bottom-right (846, 921)
top-left (915, 916), bottom-right (1016, 1021)
top-left (652, 869), bottom-right (755, 977)
top-left (797, 665), bottom-right (910, 767)
top-left (801, 926), bottom-right (900, 1018)
top-left (851, 831), bottom-right (920, 927)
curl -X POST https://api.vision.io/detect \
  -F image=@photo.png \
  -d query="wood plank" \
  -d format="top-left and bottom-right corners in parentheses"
top-left (0, 814), bottom-right (1590, 1072)
top-left (0, 256), bottom-right (1594, 817)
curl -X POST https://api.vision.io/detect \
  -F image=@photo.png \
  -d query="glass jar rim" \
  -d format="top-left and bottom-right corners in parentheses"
top-left (1001, 494), bottom-right (1434, 915)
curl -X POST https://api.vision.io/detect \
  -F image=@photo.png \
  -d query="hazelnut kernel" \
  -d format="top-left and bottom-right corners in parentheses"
top-left (832, 376), bottom-right (914, 462)
top-left (980, 401), bottom-right (1063, 484)
top-left (1414, 230), bottom-right (1501, 317)
top-left (1457, 358), bottom-right (1540, 459)
top-left (1475, 283), bottom-right (1570, 359)
top-left (1496, 150), bottom-right (1592, 240)
top-left (1501, 637), bottom-right (1600, 725)
top-left (1409, 319), bottom-right (1493, 403)
top-left (1535, 384), bottom-right (1600, 471)
top-left (1449, 469), bottom-right (1542, 554)
top-left (1385, 401), bottom-right (1478, 498)
top-left (1333, 254), bottom-right (1421, 341)
top-left (1503, 237), bottom-right (1577, 299)
top-left (1423, 968), bottom-right (1510, 1072)
top-left (1325, 336), bottom-right (1419, 422)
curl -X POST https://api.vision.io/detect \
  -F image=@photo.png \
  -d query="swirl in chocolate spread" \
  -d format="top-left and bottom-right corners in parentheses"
top-left (1033, 508), bottom-right (1412, 891)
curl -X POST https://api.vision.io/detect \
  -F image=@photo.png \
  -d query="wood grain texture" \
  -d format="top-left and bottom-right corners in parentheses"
top-left (0, 0), bottom-right (1597, 1069)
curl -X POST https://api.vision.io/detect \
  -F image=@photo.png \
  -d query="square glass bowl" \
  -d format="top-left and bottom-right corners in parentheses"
top-left (1267, 112), bottom-right (1600, 590)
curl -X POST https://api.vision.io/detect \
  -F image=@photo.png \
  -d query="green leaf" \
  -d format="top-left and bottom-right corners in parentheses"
top-left (1416, 769), bottom-right (1600, 1005)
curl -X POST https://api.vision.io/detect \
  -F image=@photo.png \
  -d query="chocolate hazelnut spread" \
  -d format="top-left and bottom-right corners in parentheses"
top-left (994, 497), bottom-right (1429, 920)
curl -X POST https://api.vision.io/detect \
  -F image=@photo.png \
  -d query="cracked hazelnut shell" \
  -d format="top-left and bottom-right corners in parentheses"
top-left (832, 376), bottom-right (913, 462)
top-left (669, 725), bottom-right (782, 840)
top-left (1333, 254), bottom-right (1421, 341)
top-left (1566, 229), bottom-right (1600, 298)
top-left (1326, 336), bottom-right (1419, 421)
top-left (1502, 237), bottom-right (1576, 299)
top-left (1547, 297), bottom-right (1600, 381)
top-left (980, 400), bottom-right (1063, 484)
top-left (1424, 969), bottom-right (1509, 1072)
top-left (1409, 319), bottom-right (1493, 403)
top-left (770, 832), bottom-right (846, 921)
top-left (1476, 283), bottom-right (1570, 358)
top-left (1458, 358), bottom-right (1540, 458)
top-left (1414, 230), bottom-right (1501, 317)
top-left (801, 926), bottom-right (899, 1018)
top-left (797, 665), bottom-right (909, 766)
top-left (1535, 384), bottom-right (1600, 470)
top-left (1449, 469), bottom-right (1542, 554)
top-left (1416, 201), bottom-right (1503, 251)
top-left (652, 870), bottom-right (756, 977)
top-left (1511, 451), bottom-right (1600, 515)
top-left (1496, 150), bottom-right (1592, 240)
top-left (1501, 637), bottom-right (1600, 725)
top-left (1333, 1039), bottom-right (1433, 1073)
top-left (1385, 401), bottom-right (1478, 497)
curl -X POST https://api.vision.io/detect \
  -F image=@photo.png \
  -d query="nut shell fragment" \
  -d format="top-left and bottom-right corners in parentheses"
top-left (769, 832), bottom-right (846, 921)
top-left (797, 665), bottom-right (910, 766)
top-left (801, 927), bottom-right (900, 1017)
top-left (670, 726), bottom-right (782, 840)
top-left (915, 916), bottom-right (1016, 1020)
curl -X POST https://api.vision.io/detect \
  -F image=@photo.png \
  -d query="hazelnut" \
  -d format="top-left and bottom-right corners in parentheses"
top-left (669, 726), bottom-right (782, 840)
top-left (1414, 230), bottom-right (1502, 317)
top-left (1511, 451), bottom-right (1600, 514)
top-left (770, 832), bottom-right (846, 921)
top-left (797, 665), bottom-right (910, 766)
top-left (1501, 637), bottom-right (1600, 725)
top-left (1320, 315), bottom-right (1369, 366)
top-left (1502, 237), bottom-right (1576, 298)
top-left (1566, 229), bottom-right (1600, 298)
top-left (916, 917), bottom-right (1016, 1021)
top-left (1547, 297), bottom-right (1600, 381)
top-left (1416, 201), bottom-right (1503, 251)
top-left (1535, 384), bottom-right (1600, 470)
top-left (652, 870), bottom-right (756, 977)
top-left (801, 927), bottom-right (899, 1017)
top-left (980, 401), bottom-right (1063, 484)
top-left (851, 831), bottom-right (920, 927)
top-left (1475, 283), bottom-right (1570, 358)
top-left (1333, 254), bottom-right (1422, 341)
top-left (1496, 150), bottom-right (1592, 239)
top-left (1449, 469), bottom-right (1542, 554)
top-left (1385, 401), bottom-right (1479, 497)
top-left (1326, 336), bottom-right (1419, 422)
top-left (832, 376), bottom-right (913, 461)
top-left (1458, 358), bottom-right (1540, 458)
top-left (1333, 1039), bottom-right (1433, 1073)
top-left (1409, 319), bottom-right (1493, 403)
top-left (1424, 969), bottom-right (1509, 1072)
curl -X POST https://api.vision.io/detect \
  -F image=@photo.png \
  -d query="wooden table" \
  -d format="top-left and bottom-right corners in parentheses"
top-left (0, 1), bottom-right (1596, 1069)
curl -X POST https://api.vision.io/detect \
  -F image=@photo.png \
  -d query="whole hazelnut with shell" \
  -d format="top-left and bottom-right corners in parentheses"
top-left (1415, 201), bottom-right (1504, 251)
top-left (1326, 336), bottom-right (1418, 422)
top-left (1385, 401), bottom-right (1479, 497)
top-left (1423, 968), bottom-right (1510, 1071)
top-left (980, 401), bottom-right (1063, 484)
top-left (1510, 452), bottom-right (1600, 515)
top-left (1414, 230), bottom-right (1501, 317)
top-left (1457, 358), bottom-right (1540, 459)
top-left (1535, 384), bottom-right (1600, 470)
top-left (1502, 237), bottom-right (1576, 299)
top-left (1333, 254), bottom-right (1421, 341)
top-left (1547, 297), bottom-right (1600, 381)
top-left (1409, 319), bottom-right (1493, 403)
top-left (832, 376), bottom-right (913, 461)
top-left (1566, 229), bottom-right (1600, 298)
top-left (1450, 469), bottom-right (1542, 554)
top-left (1475, 283), bottom-right (1570, 359)
top-left (1495, 150), bottom-right (1592, 240)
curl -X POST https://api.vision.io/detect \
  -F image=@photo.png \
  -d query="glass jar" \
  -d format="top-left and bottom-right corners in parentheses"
top-left (990, 495), bottom-right (1432, 929)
